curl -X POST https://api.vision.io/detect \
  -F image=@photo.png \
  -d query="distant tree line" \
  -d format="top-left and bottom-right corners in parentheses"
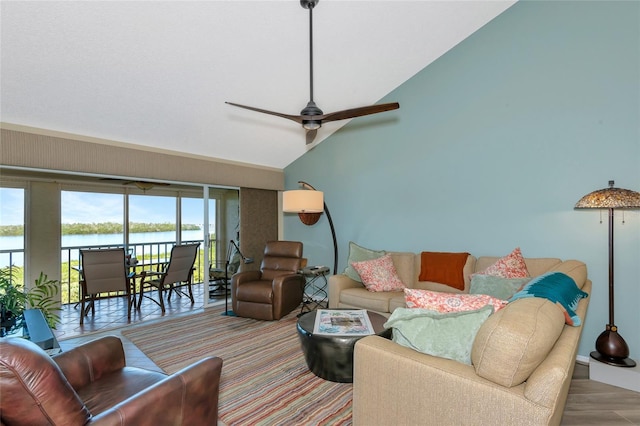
top-left (0, 222), bottom-right (201, 237)
top-left (0, 225), bottom-right (23, 237)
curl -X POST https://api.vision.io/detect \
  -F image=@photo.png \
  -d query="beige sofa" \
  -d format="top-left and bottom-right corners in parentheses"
top-left (328, 252), bottom-right (591, 426)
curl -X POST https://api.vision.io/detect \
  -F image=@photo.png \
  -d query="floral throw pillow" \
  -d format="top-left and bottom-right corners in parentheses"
top-left (404, 288), bottom-right (508, 313)
top-left (481, 247), bottom-right (530, 278)
top-left (351, 254), bottom-right (406, 292)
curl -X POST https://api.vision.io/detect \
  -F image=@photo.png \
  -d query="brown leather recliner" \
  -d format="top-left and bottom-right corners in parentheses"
top-left (231, 241), bottom-right (305, 321)
top-left (0, 336), bottom-right (223, 425)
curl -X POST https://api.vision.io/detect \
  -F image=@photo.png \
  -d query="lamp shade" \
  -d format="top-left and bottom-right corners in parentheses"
top-left (575, 181), bottom-right (640, 209)
top-left (283, 190), bottom-right (324, 213)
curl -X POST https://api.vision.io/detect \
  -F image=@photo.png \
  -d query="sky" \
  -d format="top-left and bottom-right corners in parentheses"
top-left (0, 188), bottom-right (23, 226)
top-left (0, 188), bottom-right (209, 227)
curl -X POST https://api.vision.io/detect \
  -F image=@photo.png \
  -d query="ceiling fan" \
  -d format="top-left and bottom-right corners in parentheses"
top-left (99, 178), bottom-right (169, 191)
top-left (226, 0), bottom-right (400, 145)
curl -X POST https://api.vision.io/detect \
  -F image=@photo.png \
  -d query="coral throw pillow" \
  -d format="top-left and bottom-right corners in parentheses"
top-left (404, 288), bottom-right (508, 313)
top-left (351, 254), bottom-right (406, 292)
top-left (481, 247), bottom-right (530, 278)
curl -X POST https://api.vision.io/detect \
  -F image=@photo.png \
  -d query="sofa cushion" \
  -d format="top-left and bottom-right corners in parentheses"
top-left (389, 295), bottom-right (406, 313)
top-left (477, 247), bottom-right (530, 278)
top-left (418, 252), bottom-right (470, 291)
top-left (548, 260), bottom-right (588, 289)
top-left (385, 305), bottom-right (494, 364)
top-left (351, 254), bottom-right (406, 292)
top-left (343, 242), bottom-right (386, 282)
top-left (340, 287), bottom-right (398, 313)
top-left (471, 297), bottom-right (565, 387)
top-left (474, 257), bottom-right (562, 277)
top-left (389, 252), bottom-right (417, 289)
top-left (469, 275), bottom-right (531, 300)
top-left (509, 272), bottom-right (588, 326)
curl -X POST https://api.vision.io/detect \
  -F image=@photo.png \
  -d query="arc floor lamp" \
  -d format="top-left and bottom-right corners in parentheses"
top-left (575, 180), bottom-right (640, 367)
top-left (283, 181), bottom-right (338, 275)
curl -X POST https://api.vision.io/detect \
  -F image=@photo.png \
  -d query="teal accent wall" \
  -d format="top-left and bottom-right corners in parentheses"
top-left (284, 1), bottom-right (640, 360)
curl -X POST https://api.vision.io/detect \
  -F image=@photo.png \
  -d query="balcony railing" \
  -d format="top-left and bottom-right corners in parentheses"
top-left (2, 239), bottom-right (218, 305)
top-left (0, 248), bottom-right (24, 284)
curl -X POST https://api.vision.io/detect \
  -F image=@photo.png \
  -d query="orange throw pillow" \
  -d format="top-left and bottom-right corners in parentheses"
top-left (419, 252), bottom-right (470, 291)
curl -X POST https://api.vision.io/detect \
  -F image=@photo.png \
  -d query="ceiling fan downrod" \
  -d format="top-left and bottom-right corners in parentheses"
top-left (300, 0), bottom-right (322, 129)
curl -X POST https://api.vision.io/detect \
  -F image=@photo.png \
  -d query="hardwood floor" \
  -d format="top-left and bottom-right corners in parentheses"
top-left (564, 363), bottom-right (640, 425)
top-left (56, 289), bottom-right (640, 425)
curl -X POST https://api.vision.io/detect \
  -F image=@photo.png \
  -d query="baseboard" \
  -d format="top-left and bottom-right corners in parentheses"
top-left (576, 354), bottom-right (590, 365)
top-left (588, 356), bottom-right (640, 392)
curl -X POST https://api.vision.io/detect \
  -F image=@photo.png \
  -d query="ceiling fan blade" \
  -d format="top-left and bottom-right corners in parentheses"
top-left (320, 102), bottom-right (400, 124)
top-left (226, 102), bottom-right (303, 124)
top-left (306, 129), bottom-right (317, 145)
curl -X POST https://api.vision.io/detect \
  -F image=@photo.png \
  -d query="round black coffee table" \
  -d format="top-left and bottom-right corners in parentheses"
top-left (296, 310), bottom-right (391, 383)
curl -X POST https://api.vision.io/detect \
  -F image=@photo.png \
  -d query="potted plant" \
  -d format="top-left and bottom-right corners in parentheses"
top-left (0, 268), bottom-right (27, 332)
top-left (0, 266), bottom-right (61, 334)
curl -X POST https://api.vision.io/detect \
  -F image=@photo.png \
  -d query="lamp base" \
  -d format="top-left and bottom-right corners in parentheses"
top-left (221, 310), bottom-right (236, 317)
top-left (590, 326), bottom-right (636, 367)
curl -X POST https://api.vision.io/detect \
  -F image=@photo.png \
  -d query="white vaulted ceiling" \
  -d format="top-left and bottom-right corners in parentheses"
top-left (1, 1), bottom-right (515, 169)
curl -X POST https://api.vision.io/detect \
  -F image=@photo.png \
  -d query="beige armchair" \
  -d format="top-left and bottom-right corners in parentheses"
top-left (231, 241), bottom-right (305, 320)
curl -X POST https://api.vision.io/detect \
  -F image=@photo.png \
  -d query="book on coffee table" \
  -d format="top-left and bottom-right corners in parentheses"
top-left (313, 309), bottom-right (375, 336)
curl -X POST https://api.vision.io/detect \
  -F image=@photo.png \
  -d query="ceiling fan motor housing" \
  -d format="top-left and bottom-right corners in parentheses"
top-left (300, 0), bottom-right (318, 10)
top-left (301, 101), bottom-right (323, 130)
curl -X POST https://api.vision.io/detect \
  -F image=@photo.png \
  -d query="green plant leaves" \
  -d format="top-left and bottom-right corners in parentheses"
top-left (0, 267), bottom-right (61, 330)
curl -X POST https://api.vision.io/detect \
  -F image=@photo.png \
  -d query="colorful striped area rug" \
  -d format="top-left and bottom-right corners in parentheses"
top-left (121, 305), bottom-right (352, 425)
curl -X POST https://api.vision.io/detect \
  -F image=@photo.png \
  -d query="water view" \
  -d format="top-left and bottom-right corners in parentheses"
top-left (0, 230), bottom-right (205, 266)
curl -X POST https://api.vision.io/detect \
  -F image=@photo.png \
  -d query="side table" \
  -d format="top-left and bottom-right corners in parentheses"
top-left (298, 266), bottom-right (330, 316)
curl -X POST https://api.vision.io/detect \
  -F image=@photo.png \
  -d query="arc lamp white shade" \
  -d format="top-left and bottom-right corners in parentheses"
top-left (283, 190), bottom-right (323, 213)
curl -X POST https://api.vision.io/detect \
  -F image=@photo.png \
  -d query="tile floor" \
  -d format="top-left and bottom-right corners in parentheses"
top-left (54, 282), bottom-right (227, 371)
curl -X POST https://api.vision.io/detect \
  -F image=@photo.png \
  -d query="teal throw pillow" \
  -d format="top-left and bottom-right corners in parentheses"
top-left (343, 241), bottom-right (386, 282)
top-left (509, 272), bottom-right (588, 326)
top-left (384, 305), bottom-right (494, 365)
top-left (469, 274), bottom-right (531, 300)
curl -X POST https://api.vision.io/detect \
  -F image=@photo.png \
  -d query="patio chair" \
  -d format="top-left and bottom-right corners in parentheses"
top-left (209, 242), bottom-right (242, 297)
top-left (138, 243), bottom-right (199, 314)
top-left (79, 248), bottom-right (133, 325)
top-left (231, 240), bottom-right (305, 320)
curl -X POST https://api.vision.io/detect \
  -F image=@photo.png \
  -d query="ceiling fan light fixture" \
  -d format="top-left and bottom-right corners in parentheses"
top-left (302, 120), bottom-right (321, 130)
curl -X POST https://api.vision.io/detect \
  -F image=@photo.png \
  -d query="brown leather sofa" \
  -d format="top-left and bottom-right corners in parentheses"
top-left (0, 335), bottom-right (223, 425)
top-left (231, 240), bottom-right (305, 320)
